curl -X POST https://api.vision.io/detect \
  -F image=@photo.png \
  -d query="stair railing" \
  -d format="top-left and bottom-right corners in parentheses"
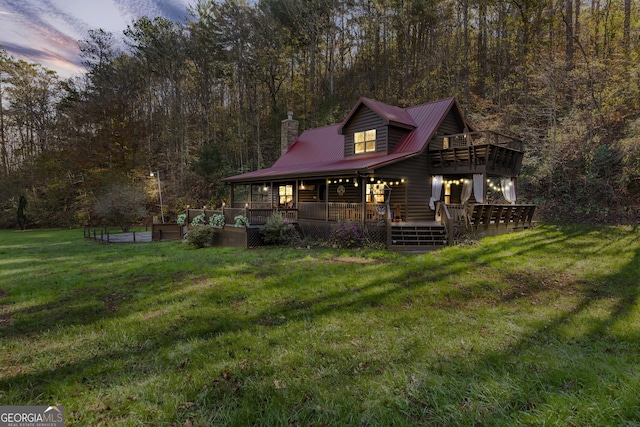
top-left (435, 202), bottom-right (455, 246)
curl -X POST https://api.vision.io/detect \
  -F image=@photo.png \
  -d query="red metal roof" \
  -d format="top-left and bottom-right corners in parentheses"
top-left (338, 97), bottom-right (417, 133)
top-left (224, 97), bottom-right (459, 183)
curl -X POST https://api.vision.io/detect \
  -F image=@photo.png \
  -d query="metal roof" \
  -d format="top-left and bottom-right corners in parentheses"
top-left (337, 97), bottom-right (417, 133)
top-left (224, 97), bottom-right (459, 183)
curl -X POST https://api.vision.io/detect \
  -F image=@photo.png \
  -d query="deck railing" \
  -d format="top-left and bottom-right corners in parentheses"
top-left (437, 202), bottom-right (535, 235)
top-left (443, 131), bottom-right (524, 151)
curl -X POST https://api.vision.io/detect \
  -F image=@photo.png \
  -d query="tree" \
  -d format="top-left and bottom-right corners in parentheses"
top-left (93, 185), bottom-right (147, 232)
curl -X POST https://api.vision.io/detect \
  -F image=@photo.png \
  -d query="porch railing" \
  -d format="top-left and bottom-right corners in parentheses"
top-left (229, 202), bottom-right (388, 225)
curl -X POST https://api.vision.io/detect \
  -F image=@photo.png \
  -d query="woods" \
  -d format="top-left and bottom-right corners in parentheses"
top-left (1, 0), bottom-right (639, 228)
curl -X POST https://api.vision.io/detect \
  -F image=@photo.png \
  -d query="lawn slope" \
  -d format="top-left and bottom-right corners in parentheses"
top-left (0, 225), bottom-right (638, 426)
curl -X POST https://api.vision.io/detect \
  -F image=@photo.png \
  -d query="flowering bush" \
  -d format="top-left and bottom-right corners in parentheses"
top-left (330, 220), bottom-right (364, 248)
top-left (209, 213), bottom-right (225, 227)
top-left (177, 214), bottom-right (187, 225)
top-left (191, 213), bottom-right (206, 226)
top-left (234, 215), bottom-right (250, 227)
top-left (261, 214), bottom-right (298, 245)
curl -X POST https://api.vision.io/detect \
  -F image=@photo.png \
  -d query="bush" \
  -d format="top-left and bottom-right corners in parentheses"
top-left (330, 220), bottom-right (364, 248)
top-left (93, 185), bottom-right (147, 232)
top-left (184, 226), bottom-right (215, 248)
top-left (261, 214), bottom-right (298, 245)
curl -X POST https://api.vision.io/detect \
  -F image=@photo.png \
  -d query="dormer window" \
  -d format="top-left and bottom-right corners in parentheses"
top-left (354, 129), bottom-right (376, 154)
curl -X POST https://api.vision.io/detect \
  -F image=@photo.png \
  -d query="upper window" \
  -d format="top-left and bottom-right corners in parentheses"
top-left (354, 129), bottom-right (376, 154)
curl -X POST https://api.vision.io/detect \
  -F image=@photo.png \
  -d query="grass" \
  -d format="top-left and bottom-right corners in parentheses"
top-left (0, 225), bottom-right (639, 426)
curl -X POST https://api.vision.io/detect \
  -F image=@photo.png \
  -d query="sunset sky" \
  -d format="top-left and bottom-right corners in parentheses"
top-left (0, 0), bottom-right (193, 78)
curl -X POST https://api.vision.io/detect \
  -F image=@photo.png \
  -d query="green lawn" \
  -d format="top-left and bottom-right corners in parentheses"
top-left (0, 225), bottom-right (639, 426)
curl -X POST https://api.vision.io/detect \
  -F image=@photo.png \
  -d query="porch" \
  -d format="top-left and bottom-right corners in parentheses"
top-left (187, 200), bottom-right (535, 250)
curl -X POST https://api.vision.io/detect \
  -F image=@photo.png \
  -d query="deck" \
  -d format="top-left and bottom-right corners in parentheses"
top-left (428, 131), bottom-right (524, 176)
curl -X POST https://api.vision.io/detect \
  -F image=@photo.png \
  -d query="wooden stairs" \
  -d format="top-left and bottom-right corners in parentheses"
top-left (389, 222), bottom-right (448, 250)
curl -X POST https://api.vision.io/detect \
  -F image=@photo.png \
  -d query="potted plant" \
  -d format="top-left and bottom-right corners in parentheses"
top-left (234, 215), bottom-right (250, 227)
top-left (209, 213), bottom-right (226, 227)
top-left (191, 213), bottom-right (206, 226)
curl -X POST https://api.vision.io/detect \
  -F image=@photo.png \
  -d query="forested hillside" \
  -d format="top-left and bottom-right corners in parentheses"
top-left (1, 0), bottom-right (639, 228)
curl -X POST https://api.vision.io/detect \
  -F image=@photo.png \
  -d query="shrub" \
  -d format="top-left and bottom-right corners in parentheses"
top-left (184, 226), bottom-right (215, 248)
top-left (209, 213), bottom-right (225, 227)
top-left (93, 185), bottom-right (147, 232)
top-left (177, 214), bottom-right (187, 225)
top-left (330, 220), bottom-right (364, 248)
top-left (261, 214), bottom-right (298, 245)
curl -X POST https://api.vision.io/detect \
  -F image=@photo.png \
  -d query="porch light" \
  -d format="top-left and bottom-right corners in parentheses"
top-left (370, 177), bottom-right (374, 182)
top-left (300, 181), bottom-right (305, 190)
top-left (263, 184), bottom-right (268, 192)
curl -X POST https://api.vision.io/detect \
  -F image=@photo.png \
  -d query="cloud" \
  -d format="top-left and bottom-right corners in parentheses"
top-left (1, 40), bottom-right (85, 73)
top-left (0, 0), bottom-right (192, 78)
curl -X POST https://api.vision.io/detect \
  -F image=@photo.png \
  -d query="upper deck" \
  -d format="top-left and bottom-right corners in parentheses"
top-left (428, 131), bottom-right (524, 176)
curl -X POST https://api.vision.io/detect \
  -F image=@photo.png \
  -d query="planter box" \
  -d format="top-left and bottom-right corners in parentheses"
top-left (216, 226), bottom-right (263, 248)
top-left (152, 223), bottom-right (186, 241)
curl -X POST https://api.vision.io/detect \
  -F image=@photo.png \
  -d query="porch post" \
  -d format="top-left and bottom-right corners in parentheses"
top-left (270, 182), bottom-right (274, 207)
top-left (483, 172), bottom-right (487, 204)
top-left (326, 179), bottom-right (330, 221)
top-left (360, 176), bottom-right (366, 225)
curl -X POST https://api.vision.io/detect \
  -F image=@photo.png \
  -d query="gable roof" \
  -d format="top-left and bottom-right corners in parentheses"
top-left (224, 97), bottom-right (466, 183)
top-left (338, 97), bottom-right (417, 133)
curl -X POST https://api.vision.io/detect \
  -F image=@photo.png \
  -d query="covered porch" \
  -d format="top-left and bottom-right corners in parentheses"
top-left (227, 175), bottom-right (406, 226)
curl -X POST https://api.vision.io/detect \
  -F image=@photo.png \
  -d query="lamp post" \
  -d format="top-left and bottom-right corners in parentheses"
top-left (150, 171), bottom-right (165, 223)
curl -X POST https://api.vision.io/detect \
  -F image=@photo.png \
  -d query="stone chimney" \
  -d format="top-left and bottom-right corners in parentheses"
top-left (281, 111), bottom-right (299, 154)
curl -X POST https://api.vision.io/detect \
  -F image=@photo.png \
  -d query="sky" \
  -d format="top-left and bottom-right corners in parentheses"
top-left (0, 0), bottom-right (194, 78)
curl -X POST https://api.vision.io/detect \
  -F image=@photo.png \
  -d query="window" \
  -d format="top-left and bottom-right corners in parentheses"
top-left (366, 183), bottom-right (385, 203)
top-left (443, 136), bottom-right (449, 149)
top-left (278, 185), bottom-right (293, 206)
top-left (354, 129), bottom-right (376, 154)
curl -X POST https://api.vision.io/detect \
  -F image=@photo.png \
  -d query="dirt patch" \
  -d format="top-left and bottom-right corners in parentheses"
top-left (332, 255), bottom-right (379, 265)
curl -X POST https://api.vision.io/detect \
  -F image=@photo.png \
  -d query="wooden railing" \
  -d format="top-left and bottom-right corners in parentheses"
top-left (437, 202), bottom-right (535, 236)
top-left (225, 202), bottom-right (389, 225)
top-left (468, 204), bottom-right (536, 231)
top-left (247, 208), bottom-right (297, 225)
top-left (443, 131), bottom-right (524, 151)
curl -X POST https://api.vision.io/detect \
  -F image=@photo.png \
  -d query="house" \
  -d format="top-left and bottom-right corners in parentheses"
top-left (222, 97), bottom-right (535, 249)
